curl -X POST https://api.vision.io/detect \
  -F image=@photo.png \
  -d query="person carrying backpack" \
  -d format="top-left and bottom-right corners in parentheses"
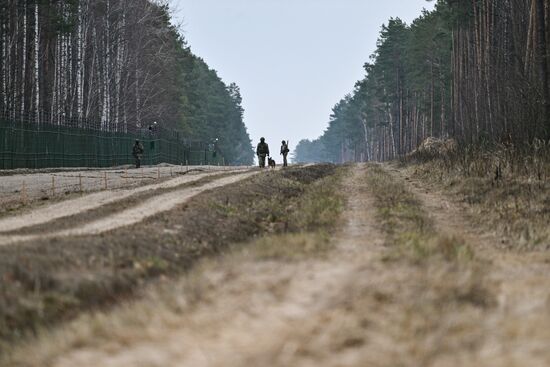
top-left (280, 140), bottom-right (290, 167)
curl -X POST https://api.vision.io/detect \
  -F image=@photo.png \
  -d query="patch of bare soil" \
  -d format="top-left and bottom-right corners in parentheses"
top-left (0, 165), bottom-right (337, 355)
top-left (0, 171), bottom-right (257, 246)
top-left (0, 165), bottom-right (241, 218)
top-left (3, 172), bottom-right (238, 235)
top-left (0, 169), bottom-right (245, 233)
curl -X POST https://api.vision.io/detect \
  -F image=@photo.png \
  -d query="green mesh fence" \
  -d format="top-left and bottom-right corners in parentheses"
top-left (0, 118), bottom-right (225, 170)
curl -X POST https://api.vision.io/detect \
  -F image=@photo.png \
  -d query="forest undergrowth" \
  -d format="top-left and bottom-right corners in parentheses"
top-left (403, 139), bottom-right (550, 250)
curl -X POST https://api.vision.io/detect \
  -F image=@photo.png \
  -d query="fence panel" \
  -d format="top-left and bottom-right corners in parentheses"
top-left (0, 118), bottom-right (223, 170)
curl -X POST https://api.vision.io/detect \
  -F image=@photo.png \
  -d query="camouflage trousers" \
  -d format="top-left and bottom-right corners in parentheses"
top-left (258, 154), bottom-right (267, 168)
top-left (282, 153), bottom-right (288, 167)
top-left (133, 154), bottom-right (142, 168)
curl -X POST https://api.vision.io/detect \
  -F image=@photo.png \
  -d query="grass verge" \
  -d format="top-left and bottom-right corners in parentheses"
top-left (404, 146), bottom-right (550, 250)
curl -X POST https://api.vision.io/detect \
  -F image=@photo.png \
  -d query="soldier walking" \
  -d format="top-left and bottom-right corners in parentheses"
top-left (132, 139), bottom-right (144, 168)
top-left (256, 137), bottom-right (270, 168)
top-left (280, 140), bottom-right (290, 167)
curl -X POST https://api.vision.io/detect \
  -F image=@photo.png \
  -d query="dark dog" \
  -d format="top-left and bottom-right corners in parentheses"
top-left (268, 157), bottom-right (276, 168)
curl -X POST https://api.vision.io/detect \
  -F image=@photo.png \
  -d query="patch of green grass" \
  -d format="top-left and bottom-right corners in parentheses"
top-left (244, 232), bottom-right (333, 261)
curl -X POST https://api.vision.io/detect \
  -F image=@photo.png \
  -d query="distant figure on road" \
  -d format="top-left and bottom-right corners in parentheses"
top-left (256, 137), bottom-right (270, 168)
top-left (280, 140), bottom-right (290, 167)
top-left (132, 139), bottom-right (144, 168)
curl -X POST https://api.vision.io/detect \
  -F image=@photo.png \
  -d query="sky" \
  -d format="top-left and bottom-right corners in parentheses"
top-left (170, 0), bottom-right (435, 157)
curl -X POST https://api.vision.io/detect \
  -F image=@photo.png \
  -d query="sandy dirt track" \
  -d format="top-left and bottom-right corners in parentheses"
top-left (0, 165), bottom-right (242, 206)
top-left (6, 164), bottom-right (550, 367)
top-left (0, 170), bottom-right (257, 246)
top-left (391, 165), bottom-right (550, 366)
top-left (0, 168), bottom-right (247, 233)
top-left (50, 164), bottom-right (385, 367)
top-left (44, 164), bottom-right (550, 367)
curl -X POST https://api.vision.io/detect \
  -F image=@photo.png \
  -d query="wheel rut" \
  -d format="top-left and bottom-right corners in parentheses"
top-left (384, 164), bottom-right (550, 366)
top-left (50, 164), bottom-right (386, 367)
top-left (0, 171), bottom-right (257, 246)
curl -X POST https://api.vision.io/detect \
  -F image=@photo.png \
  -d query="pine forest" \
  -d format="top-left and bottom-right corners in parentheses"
top-left (0, 0), bottom-right (254, 165)
top-left (295, 0), bottom-right (550, 163)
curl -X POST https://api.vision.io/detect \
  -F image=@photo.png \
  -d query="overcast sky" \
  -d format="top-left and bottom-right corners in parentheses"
top-left (170, 0), bottom-right (434, 156)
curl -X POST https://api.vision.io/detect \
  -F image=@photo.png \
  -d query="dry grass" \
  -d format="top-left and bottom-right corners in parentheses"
top-left (10, 164), bottom-right (550, 367)
top-left (404, 141), bottom-right (550, 250)
top-left (0, 164), bottom-right (340, 355)
top-left (365, 163), bottom-right (474, 263)
top-left (242, 231), bottom-right (332, 261)
top-left (1, 165), bottom-right (347, 365)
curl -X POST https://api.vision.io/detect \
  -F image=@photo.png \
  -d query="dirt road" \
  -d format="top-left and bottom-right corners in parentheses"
top-left (0, 165), bottom-right (241, 209)
top-left (4, 163), bottom-right (550, 366)
top-left (0, 169), bottom-right (257, 246)
top-left (0, 168), bottom-right (248, 233)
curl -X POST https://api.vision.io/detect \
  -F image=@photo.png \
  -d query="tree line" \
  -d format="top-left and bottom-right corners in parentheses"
top-left (0, 0), bottom-right (254, 165)
top-left (295, 0), bottom-right (550, 163)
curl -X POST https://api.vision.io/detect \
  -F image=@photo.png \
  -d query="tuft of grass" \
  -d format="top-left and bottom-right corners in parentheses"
top-left (396, 233), bottom-right (474, 263)
top-left (243, 232), bottom-right (333, 261)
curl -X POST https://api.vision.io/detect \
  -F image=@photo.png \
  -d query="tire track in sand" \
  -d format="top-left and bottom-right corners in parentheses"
top-left (0, 169), bottom-right (248, 234)
top-left (0, 171), bottom-right (258, 246)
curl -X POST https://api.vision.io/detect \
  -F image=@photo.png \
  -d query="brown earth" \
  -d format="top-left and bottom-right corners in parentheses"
top-left (2, 163), bottom-right (550, 366)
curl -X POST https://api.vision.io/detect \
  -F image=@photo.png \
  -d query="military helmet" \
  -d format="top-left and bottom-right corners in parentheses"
top-left (282, 140), bottom-right (286, 144)
top-left (135, 139), bottom-right (140, 143)
top-left (260, 137), bottom-right (265, 142)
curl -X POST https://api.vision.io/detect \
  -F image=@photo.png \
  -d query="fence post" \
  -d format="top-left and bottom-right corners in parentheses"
top-left (62, 128), bottom-right (65, 167)
top-left (10, 124), bottom-right (14, 170)
top-left (21, 181), bottom-right (28, 204)
top-left (51, 175), bottom-right (56, 196)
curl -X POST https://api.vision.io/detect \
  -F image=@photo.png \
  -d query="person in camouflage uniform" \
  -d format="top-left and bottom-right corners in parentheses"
top-left (256, 137), bottom-right (270, 168)
top-left (132, 139), bottom-right (144, 168)
top-left (280, 140), bottom-right (290, 167)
